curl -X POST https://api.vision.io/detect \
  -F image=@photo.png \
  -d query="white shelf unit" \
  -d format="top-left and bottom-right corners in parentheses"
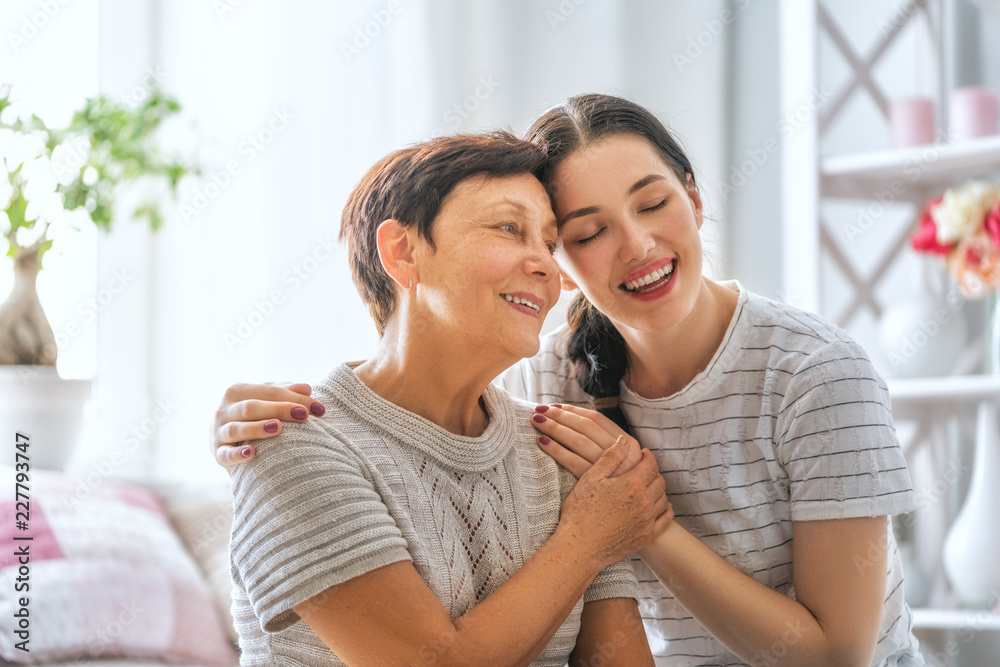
top-left (780, 0), bottom-right (1000, 639)
top-left (821, 135), bottom-right (1000, 199)
top-left (912, 609), bottom-right (1000, 631)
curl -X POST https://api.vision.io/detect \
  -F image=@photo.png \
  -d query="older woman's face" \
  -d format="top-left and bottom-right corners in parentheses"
top-left (412, 173), bottom-right (561, 362)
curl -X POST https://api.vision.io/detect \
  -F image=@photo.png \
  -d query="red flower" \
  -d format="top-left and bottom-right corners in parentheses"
top-left (911, 196), bottom-right (954, 256)
top-left (986, 199), bottom-right (1000, 251)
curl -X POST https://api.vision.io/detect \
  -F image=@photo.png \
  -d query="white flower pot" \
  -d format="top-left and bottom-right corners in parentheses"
top-left (0, 366), bottom-right (90, 471)
top-left (942, 401), bottom-right (1000, 608)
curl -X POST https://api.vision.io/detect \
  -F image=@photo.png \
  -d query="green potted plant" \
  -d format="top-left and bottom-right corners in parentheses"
top-left (0, 86), bottom-right (195, 469)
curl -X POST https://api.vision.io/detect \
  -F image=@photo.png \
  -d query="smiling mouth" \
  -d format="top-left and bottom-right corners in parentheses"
top-left (621, 259), bottom-right (675, 293)
top-left (501, 294), bottom-right (541, 313)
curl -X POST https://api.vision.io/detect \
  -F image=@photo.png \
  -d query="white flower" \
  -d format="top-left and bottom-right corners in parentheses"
top-left (21, 155), bottom-right (57, 202)
top-left (14, 223), bottom-right (45, 247)
top-left (1, 130), bottom-right (45, 171)
top-left (0, 179), bottom-right (13, 208)
top-left (82, 165), bottom-right (98, 186)
top-left (50, 135), bottom-right (90, 186)
top-left (933, 181), bottom-right (1000, 245)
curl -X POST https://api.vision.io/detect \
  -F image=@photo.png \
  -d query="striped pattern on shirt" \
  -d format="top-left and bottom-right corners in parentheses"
top-left (498, 282), bottom-right (923, 667)
top-left (230, 363), bottom-right (638, 666)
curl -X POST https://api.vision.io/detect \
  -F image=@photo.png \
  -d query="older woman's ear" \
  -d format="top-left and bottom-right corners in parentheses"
top-left (376, 219), bottom-right (419, 290)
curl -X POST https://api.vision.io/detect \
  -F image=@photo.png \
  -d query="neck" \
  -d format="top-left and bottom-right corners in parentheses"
top-left (619, 279), bottom-right (738, 399)
top-left (354, 308), bottom-right (514, 437)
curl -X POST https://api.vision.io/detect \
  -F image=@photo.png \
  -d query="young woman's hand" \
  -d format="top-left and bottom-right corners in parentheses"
top-left (210, 382), bottom-right (323, 468)
top-left (532, 404), bottom-right (644, 479)
top-left (557, 436), bottom-right (673, 569)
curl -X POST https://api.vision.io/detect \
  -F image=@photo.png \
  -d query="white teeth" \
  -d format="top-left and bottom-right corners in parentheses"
top-left (502, 294), bottom-right (540, 312)
top-left (624, 262), bottom-right (674, 291)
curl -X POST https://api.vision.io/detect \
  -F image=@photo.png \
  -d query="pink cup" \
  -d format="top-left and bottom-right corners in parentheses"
top-left (950, 87), bottom-right (999, 141)
top-left (889, 98), bottom-right (936, 148)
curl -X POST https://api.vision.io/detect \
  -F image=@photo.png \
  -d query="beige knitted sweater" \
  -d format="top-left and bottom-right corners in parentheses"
top-left (230, 363), bottom-right (638, 666)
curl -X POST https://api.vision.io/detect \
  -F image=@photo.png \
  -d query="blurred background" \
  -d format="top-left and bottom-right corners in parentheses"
top-left (2, 1), bottom-right (1000, 665)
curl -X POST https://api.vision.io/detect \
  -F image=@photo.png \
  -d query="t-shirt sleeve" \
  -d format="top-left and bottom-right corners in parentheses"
top-left (229, 420), bottom-right (412, 633)
top-left (775, 340), bottom-right (917, 521)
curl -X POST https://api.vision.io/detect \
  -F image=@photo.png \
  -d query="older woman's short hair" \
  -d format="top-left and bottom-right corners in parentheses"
top-left (340, 131), bottom-right (548, 335)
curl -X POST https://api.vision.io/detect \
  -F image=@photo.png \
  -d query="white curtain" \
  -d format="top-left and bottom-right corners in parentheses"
top-left (78, 0), bottom-right (731, 483)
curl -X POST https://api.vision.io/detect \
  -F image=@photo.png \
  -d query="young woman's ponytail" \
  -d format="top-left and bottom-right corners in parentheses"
top-left (565, 292), bottom-right (631, 432)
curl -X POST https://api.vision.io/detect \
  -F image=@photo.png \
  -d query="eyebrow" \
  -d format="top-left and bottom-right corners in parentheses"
top-left (479, 199), bottom-right (558, 233)
top-left (558, 174), bottom-right (668, 228)
top-left (628, 174), bottom-right (667, 196)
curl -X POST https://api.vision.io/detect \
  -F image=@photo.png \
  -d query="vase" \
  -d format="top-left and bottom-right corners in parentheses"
top-left (990, 291), bottom-right (1000, 377)
top-left (0, 366), bottom-right (90, 471)
top-left (942, 400), bottom-right (1000, 608)
top-left (877, 296), bottom-right (968, 378)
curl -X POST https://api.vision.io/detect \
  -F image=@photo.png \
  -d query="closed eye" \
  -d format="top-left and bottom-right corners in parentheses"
top-left (641, 199), bottom-right (668, 213)
top-left (575, 228), bottom-right (605, 245)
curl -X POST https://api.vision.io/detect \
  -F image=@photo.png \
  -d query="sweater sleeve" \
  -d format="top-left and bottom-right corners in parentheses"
top-left (229, 419), bottom-right (412, 633)
top-left (775, 340), bottom-right (917, 521)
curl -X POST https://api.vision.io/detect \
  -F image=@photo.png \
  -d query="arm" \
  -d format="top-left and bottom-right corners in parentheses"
top-left (636, 517), bottom-right (886, 667)
top-left (295, 534), bottom-right (605, 667)
top-left (531, 403), bottom-right (892, 667)
top-left (569, 598), bottom-right (654, 667)
top-left (235, 426), bottom-right (671, 667)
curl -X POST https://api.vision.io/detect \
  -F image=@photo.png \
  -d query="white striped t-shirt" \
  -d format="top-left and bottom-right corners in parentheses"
top-left (498, 281), bottom-right (923, 667)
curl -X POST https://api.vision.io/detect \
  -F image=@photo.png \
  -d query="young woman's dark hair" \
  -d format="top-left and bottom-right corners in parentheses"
top-left (524, 94), bottom-right (697, 431)
top-left (341, 131), bottom-right (547, 336)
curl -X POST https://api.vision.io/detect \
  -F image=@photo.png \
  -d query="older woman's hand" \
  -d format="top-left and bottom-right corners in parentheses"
top-left (556, 436), bottom-right (673, 568)
top-left (210, 382), bottom-right (324, 468)
top-left (531, 404), bottom-right (644, 479)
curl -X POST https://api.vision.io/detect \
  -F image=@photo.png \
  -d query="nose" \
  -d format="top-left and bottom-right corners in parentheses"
top-left (618, 216), bottom-right (656, 264)
top-left (524, 237), bottom-right (559, 280)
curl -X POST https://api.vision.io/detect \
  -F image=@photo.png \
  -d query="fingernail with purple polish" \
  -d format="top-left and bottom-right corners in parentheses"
top-left (240, 447), bottom-right (252, 458)
top-left (264, 421), bottom-right (278, 433)
top-left (551, 404), bottom-right (563, 408)
top-left (291, 406), bottom-right (308, 420)
top-left (538, 435), bottom-right (551, 445)
top-left (532, 414), bottom-right (547, 424)
top-left (534, 405), bottom-right (549, 413)
top-left (310, 402), bottom-right (326, 416)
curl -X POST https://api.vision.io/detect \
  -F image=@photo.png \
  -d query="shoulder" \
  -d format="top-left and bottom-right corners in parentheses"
top-left (230, 372), bottom-right (375, 496)
top-left (740, 291), bottom-right (882, 384)
top-left (742, 290), bottom-right (855, 355)
top-left (505, 393), bottom-right (577, 498)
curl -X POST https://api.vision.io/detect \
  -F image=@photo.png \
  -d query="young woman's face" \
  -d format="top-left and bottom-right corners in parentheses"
top-left (413, 172), bottom-right (561, 362)
top-left (551, 134), bottom-right (704, 334)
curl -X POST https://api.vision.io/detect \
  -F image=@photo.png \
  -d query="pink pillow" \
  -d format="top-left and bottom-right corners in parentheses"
top-left (0, 466), bottom-right (238, 666)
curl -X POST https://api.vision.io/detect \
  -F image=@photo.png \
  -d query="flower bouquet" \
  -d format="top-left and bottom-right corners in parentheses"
top-left (910, 181), bottom-right (1000, 299)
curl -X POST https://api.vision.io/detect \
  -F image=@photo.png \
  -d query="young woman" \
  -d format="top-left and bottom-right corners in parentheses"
top-left (225, 131), bottom-right (673, 666)
top-left (214, 95), bottom-right (922, 666)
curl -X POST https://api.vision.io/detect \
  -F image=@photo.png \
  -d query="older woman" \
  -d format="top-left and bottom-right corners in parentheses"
top-left (227, 131), bottom-right (672, 666)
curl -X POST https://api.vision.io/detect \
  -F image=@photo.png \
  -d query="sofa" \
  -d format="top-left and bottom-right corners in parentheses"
top-left (0, 466), bottom-right (240, 666)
